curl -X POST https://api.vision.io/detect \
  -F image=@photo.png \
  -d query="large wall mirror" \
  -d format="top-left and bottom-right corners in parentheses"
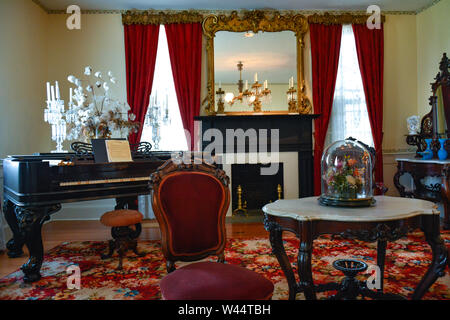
top-left (202, 11), bottom-right (311, 115)
top-left (406, 53), bottom-right (450, 155)
top-left (214, 31), bottom-right (296, 113)
top-left (432, 53), bottom-right (450, 136)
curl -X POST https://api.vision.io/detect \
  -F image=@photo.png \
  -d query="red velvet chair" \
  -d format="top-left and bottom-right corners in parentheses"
top-left (150, 159), bottom-right (274, 300)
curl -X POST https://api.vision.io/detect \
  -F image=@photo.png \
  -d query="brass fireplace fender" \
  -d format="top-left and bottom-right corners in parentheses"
top-left (202, 10), bottom-right (311, 115)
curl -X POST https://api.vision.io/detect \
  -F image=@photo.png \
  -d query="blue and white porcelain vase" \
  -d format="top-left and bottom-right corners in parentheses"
top-left (438, 138), bottom-right (447, 160)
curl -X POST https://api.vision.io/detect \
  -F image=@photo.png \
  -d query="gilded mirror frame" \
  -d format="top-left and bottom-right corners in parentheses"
top-left (202, 10), bottom-right (311, 115)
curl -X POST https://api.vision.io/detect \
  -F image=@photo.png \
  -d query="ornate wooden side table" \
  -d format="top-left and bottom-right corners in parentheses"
top-left (263, 196), bottom-right (448, 300)
top-left (394, 156), bottom-right (450, 230)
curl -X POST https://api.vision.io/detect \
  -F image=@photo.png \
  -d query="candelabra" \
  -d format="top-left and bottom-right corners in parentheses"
top-left (144, 89), bottom-right (170, 150)
top-left (215, 86), bottom-right (225, 114)
top-left (286, 76), bottom-right (298, 113)
top-left (44, 81), bottom-right (67, 153)
top-left (223, 62), bottom-right (271, 112)
top-left (247, 77), bottom-right (271, 112)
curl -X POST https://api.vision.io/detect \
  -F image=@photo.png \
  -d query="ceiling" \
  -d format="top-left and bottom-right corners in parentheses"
top-left (37, 0), bottom-right (438, 13)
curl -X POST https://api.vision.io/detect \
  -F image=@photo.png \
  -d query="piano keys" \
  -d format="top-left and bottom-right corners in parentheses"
top-left (2, 150), bottom-right (173, 283)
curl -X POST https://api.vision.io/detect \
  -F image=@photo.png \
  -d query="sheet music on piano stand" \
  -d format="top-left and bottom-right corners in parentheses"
top-left (92, 139), bottom-right (133, 163)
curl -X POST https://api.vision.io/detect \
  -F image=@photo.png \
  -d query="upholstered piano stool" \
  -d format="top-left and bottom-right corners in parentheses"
top-left (100, 209), bottom-right (144, 270)
top-left (160, 261), bottom-right (274, 300)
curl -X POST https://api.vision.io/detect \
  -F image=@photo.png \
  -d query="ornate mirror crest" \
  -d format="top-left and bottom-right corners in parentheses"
top-left (202, 10), bottom-right (311, 115)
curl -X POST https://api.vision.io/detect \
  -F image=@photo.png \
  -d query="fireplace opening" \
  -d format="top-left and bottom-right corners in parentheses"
top-left (231, 163), bottom-right (284, 215)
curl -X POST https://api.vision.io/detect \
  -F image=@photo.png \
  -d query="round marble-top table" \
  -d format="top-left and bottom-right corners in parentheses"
top-left (263, 196), bottom-right (448, 300)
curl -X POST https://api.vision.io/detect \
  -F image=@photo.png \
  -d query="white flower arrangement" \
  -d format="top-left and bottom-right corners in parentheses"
top-left (65, 66), bottom-right (139, 141)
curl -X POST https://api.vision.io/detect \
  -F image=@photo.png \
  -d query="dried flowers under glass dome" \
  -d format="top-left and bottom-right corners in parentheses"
top-left (319, 139), bottom-right (375, 207)
top-left (65, 66), bottom-right (139, 141)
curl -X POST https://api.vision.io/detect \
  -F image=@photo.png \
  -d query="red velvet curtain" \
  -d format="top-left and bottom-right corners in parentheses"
top-left (124, 24), bottom-right (160, 145)
top-left (310, 23), bottom-right (343, 195)
top-left (165, 23), bottom-right (203, 150)
top-left (352, 24), bottom-right (384, 184)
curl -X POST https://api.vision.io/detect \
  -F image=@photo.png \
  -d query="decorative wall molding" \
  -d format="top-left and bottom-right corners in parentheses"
top-left (30, 2), bottom-right (423, 16)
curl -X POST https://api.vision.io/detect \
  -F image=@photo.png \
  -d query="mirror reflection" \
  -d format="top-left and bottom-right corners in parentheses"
top-left (214, 31), bottom-right (296, 112)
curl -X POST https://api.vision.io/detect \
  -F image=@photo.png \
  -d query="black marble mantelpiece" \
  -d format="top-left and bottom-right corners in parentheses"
top-left (194, 114), bottom-right (319, 197)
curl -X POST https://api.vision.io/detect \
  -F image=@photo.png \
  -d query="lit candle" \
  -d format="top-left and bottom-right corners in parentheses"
top-left (55, 81), bottom-right (60, 100)
top-left (51, 85), bottom-right (55, 101)
top-left (46, 82), bottom-right (51, 101)
top-left (264, 80), bottom-right (267, 90)
top-left (245, 80), bottom-right (248, 90)
top-left (254, 73), bottom-right (258, 82)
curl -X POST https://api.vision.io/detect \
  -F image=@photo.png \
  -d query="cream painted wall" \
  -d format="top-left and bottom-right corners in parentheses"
top-left (416, 0), bottom-right (450, 117)
top-left (46, 13), bottom-right (127, 150)
top-left (0, 0), bottom-right (50, 159)
top-left (383, 14), bottom-right (418, 152)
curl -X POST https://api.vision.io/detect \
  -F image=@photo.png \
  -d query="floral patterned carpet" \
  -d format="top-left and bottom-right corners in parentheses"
top-left (0, 231), bottom-right (449, 300)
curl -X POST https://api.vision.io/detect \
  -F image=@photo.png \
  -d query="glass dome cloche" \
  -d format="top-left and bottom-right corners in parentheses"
top-left (318, 139), bottom-right (375, 207)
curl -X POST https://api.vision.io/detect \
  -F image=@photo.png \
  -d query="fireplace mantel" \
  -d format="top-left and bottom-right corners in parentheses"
top-left (195, 114), bottom-right (319, 197)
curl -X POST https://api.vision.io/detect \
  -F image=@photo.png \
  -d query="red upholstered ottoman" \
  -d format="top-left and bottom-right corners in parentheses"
top-left (160, 261), bottom-right (274, 300)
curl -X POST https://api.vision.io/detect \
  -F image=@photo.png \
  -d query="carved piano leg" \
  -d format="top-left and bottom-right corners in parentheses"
top-left (15, 204), bottom-right (60, 283)
top-left (3, 200), bottom-right (25, 258)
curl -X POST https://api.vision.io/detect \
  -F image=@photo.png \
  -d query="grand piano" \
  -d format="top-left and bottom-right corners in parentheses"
top-left (2, 144), bottom-right (174, 283)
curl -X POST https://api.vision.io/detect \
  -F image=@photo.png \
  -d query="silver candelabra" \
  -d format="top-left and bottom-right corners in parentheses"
top-left (144, 89), bottom-right (170, 150)
top-left (44, 81), bottom-right (67, 153)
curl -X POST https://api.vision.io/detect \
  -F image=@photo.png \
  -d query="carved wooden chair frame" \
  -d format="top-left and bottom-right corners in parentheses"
top-left (149, 159), bottom-right (230, 272)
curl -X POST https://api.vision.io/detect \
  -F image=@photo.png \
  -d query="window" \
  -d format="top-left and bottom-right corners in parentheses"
top-left (324, 24), bottom-right (374, 148)
top-left (140, 26), bottom-right (188, 151)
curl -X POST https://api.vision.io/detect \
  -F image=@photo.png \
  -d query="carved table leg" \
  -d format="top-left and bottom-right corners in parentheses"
top-left (3, 200), bottom-right (25, 258)
top-left (412, 215), bottom-right (448, 300)
top-left (441, 165), bottom-right (450, 230)
top-left (265, 216), bottom-right (298, 300)
top-left (377, 240), bottom-right (387, 293)
top-left (297, 221), bottom-right (317, 300)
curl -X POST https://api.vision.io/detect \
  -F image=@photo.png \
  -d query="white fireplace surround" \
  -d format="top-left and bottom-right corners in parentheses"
top-left (218, 152), bottom-right (299, 216)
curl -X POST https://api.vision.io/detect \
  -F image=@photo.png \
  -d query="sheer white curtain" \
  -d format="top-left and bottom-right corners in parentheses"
top-left (139, 26), bottom-right (188, 220)
top-left (140, 25), bottom-right (188, 152)
top-left (324, 24), bottom-right (374, 149)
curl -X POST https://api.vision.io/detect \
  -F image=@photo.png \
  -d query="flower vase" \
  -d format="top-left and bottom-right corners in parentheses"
top-left (422, 138), bottom-right (433, 160)
top-left (438, 138), bottom-right (447, 160)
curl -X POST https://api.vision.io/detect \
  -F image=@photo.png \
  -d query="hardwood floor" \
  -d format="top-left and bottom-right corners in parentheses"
top-left (0, 220), bottom-right (268, 278)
